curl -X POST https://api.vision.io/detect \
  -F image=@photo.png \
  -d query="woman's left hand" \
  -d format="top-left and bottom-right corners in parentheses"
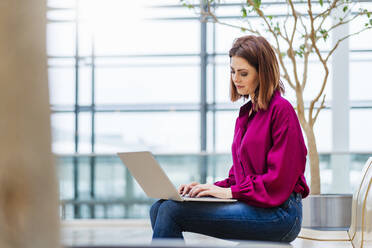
top-left (188, 184), bottom-right (232, 199)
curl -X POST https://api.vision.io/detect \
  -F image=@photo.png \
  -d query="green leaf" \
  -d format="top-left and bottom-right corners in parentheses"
top-left (370, 19), bottom-right (372, 26)
top-left (267, 15), bottom-right (273, 20)
top-left (241, 7), bottom-right (247, 18)
top-left (273, 22), bottom-right (281, 34)
top-left (319, 0), bottom-right (323, 7)
top-left (367, 12), bottom-right (371, 18)
top-left (343, 6), bottom-right (348, 12)
top-left (241, 27), bottom-right (247, 32)
top-left (319, 29), bottom-right (328, 41)
top-left (295, 51), bottom-right (304, 58)
top-left (253, 0), bottom-right (261, 9)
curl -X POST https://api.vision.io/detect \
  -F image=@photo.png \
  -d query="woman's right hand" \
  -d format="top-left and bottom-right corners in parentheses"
top-left (178, 182), bottom-right (199, 196)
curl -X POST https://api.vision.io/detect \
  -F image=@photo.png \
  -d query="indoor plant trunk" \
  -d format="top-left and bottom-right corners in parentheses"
top-left (295, 88), bottom-right (321, 195)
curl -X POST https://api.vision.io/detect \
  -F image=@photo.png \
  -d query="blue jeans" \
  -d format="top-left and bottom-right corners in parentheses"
top-left (150, 193), bottom-right (302, 243)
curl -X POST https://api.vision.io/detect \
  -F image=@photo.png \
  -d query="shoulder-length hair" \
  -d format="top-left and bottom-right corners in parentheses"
top-left (229, 35), bottom-right (285, 111)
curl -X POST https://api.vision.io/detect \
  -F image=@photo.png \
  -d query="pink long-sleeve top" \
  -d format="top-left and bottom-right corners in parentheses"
top-left (214, 90), bottom-right (309, 208)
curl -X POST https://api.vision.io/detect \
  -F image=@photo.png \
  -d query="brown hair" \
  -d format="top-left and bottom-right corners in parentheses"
top-left (229, 35), bottom-right (284, 111)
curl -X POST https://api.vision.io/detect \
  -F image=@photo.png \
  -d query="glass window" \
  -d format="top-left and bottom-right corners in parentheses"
top-left (77, 157), bottom-right (91, 199)
top-left (283, 57), bottom-right (333, 102)
top-left (95, 112), bottom-right (200, 153)
top-left (48, 0), bottom-right (75, 8)
top-left (350, 52), bottom-right (372, 101)
top-left (214, 16), bottom-right (332, 54)
top-left (214, 111), bottom-right (238, 152)
top-left (350, 15), bottom-right (372, 50)
top-left (57, 157), bottom-right (74, 200)
top-left (350, 109), bottom-right (372, 151)
top-left (78, 112), bottom-right (92, 153)
top-left (305, 108), bottom-right (332, 152)
top-left (206, 154), bottom-right (232, 183)
top-left (213, 56), bottom-right (231, 103)
top-left (93, 21), bottom-right (200, 55)
top-left (49, 67), bottom-right (75, 105)
top-left (95, 156), bottom-right (126, 198)
top-left (95, 58), bottom-right (199, 104)
top-left (77, 22), bottom-right (93, 57)
top-left (51, 113), bottom-right (75, 153)
top-left (47, 23), bottom-right (75, 56)
top-left (78, 65), bottom-right (92, 105)
top-left (156, 155), bottom-right (203, 185)
top-left (47, 9), bottom-right (75, 22)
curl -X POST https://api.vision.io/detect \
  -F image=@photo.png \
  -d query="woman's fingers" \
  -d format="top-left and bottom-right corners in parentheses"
top-left (183, 185), bottom-right (191, 196)
top-left (178, 184), bottom-right (186, 194)
top-left (196, 190), bottom-right (212, 198)
top-left (185, 182), bottom-right (199, 195)
top-left (178, 182), bottom-right (200, 196)
top-left (189, 184), bottom-right (209, 197)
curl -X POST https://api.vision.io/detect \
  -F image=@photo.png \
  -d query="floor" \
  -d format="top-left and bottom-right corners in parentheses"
top-left (61, 219), bottom-right (353, 248)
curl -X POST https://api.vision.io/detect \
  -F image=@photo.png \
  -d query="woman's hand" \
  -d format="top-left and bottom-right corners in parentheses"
top-left (188, 184), bottom-right (232, 199)
top-left (178, 182), bottom-right (199, 196)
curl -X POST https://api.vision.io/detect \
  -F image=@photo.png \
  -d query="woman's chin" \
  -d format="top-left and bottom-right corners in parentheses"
top-left (237, 89), bottom-right (248, 95)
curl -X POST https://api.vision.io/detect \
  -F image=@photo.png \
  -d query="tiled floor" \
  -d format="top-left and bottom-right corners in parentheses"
top-left (61, 220), bottom-right (352, 248)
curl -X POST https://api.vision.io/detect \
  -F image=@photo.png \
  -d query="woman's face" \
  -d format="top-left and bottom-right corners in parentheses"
top-left (230, 56), bottom-right (259, 97)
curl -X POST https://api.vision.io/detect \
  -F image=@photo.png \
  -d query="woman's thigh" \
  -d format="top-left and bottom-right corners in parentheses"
top-left (159, 196), bottom-right (301, 242)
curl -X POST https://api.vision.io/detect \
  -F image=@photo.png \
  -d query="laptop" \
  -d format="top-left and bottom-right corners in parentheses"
top-left (117, 151), bottom-right (237, 203)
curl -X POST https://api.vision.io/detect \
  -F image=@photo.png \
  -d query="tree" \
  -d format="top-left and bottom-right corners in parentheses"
top-left (181, 0), bottom-right (372, 194)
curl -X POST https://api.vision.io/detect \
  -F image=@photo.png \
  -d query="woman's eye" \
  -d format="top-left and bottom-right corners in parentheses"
top-left (230, 71), bottom-right (235, 74)
top-left (241, 73), bottom-right (248, 77)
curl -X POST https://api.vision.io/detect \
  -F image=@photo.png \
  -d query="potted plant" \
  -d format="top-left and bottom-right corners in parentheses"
top-left (181, 0), bottom-right (372, 227)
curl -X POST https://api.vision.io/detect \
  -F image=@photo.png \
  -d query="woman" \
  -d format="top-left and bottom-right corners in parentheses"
top-left (149, 35), bottom-right (309, 243)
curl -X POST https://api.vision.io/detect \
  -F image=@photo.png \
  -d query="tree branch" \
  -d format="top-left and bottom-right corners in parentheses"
top-left (312, 94), bottom-right (326, 124)
top-left (202, 3), bottom-right (261, 35)
top-left (276, 47), bottom-right (296, 90)
top-left (307, 0), bottom-right (328, 125)
top-left (298, 13), bottom-right (309, 35)
top-left (326, 9), bottom-right (365, 35)
top-left (288, 0), bottom-right (299, 44)
top-left (326, 26), bottom-right (372, 62)
top-left (314, 0), bottom-right (340, 20)
top-left (283, 4), bottom-right (291, 40)
top-left (301, 39), bottom-right (311, 90)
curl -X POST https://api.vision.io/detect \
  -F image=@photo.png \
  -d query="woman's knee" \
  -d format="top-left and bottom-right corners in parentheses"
top-left (157, 200), bottom-right (184, 220)
top-left (149, 199), bottom-right (164, 219)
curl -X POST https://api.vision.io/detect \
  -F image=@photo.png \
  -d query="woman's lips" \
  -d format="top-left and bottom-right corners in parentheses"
top-left (235, 85), bottom-right (244, 89)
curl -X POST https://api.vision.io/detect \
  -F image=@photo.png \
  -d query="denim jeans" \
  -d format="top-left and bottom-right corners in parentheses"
top-left (150, 192), bottom-right (302, 243)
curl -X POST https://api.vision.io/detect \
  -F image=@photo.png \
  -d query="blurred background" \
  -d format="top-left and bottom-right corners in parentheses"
top-left (48, 0), bottom-right (372, 219)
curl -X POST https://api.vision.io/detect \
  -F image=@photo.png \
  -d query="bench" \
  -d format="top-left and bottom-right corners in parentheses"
top-left (292, 157), bottom-right (372, 248)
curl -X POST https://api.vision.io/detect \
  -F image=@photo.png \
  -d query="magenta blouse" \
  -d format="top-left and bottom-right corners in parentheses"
top-left (214, 90), bottom-right (309, 208)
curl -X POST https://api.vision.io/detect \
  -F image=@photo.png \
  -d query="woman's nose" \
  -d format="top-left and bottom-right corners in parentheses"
top-left (233, 74), bottom-right (240, 82)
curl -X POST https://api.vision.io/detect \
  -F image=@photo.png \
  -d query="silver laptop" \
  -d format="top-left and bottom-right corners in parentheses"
top-left (117, 151), bottom-right (237, 203)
